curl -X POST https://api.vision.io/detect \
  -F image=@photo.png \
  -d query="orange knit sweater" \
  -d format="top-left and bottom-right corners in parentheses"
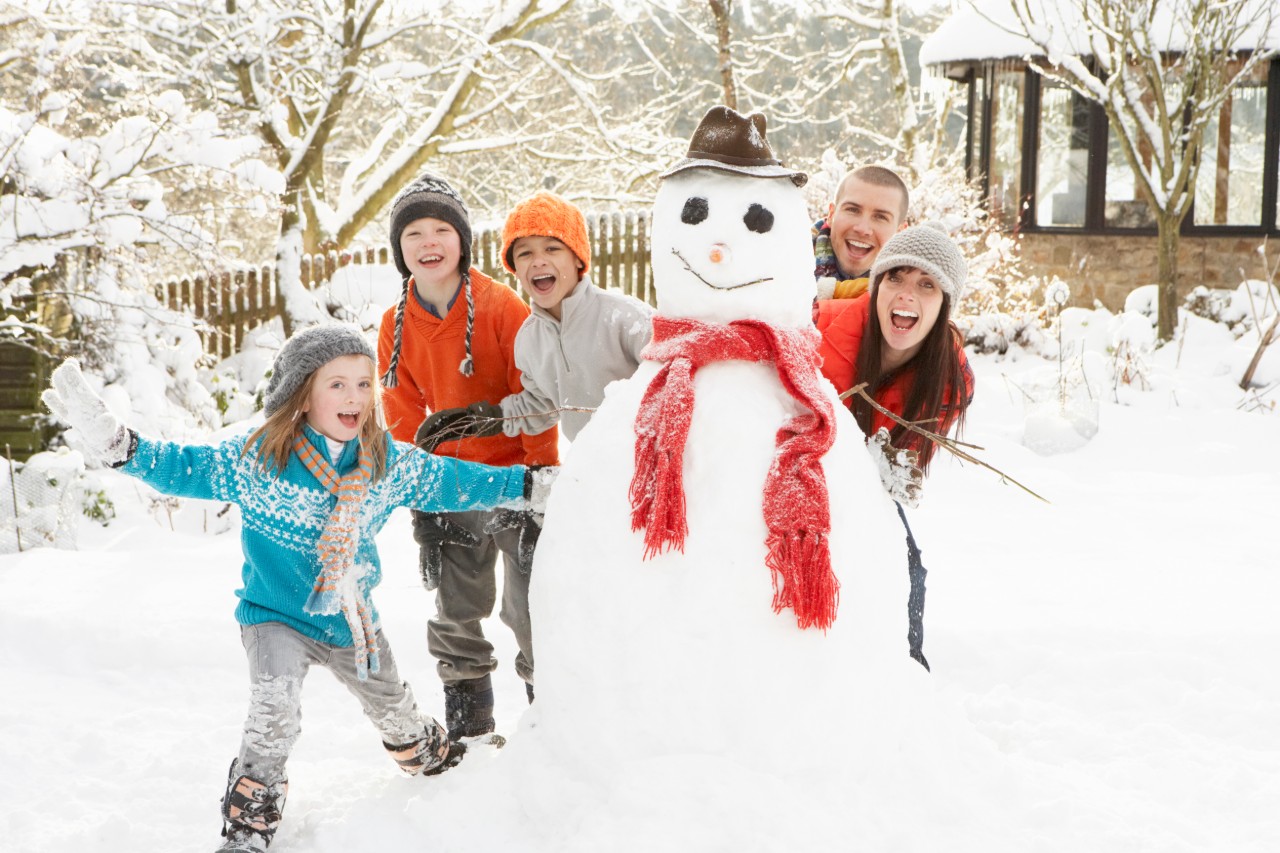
top-left (378, 269), bottom-right (559, 467)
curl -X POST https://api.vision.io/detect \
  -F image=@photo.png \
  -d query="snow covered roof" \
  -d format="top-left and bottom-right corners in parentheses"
top-left (920, 0), bottom-right (1280, 67)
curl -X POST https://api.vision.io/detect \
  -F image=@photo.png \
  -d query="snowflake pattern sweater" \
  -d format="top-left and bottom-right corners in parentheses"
top-left (119, 425), bottom-right (528, 647)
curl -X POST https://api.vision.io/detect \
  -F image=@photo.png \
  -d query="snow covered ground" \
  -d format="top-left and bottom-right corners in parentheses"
top-left (2, 308), bottom-right (1278, 852)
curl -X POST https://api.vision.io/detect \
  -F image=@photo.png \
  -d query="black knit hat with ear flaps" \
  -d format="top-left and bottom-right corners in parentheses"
top-left (382, 172), bottom-right (477, 386)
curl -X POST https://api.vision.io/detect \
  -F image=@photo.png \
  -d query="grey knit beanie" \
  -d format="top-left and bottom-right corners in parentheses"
top-left (388, 172), bottom-right (473, 279)
top-left (870, 221), bottom-right (968, 302)
top-left (263, 324), bottom-right (377, 416)
top-left (383, 171), bottom-right (477, 386)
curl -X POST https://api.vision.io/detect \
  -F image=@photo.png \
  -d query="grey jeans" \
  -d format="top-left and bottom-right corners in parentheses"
top-left (426, 508), bottom-right (533, 686)
top-left (237, 621), bottom-right (434, 784)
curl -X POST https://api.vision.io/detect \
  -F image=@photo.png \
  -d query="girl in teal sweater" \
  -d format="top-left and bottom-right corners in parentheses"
top-left (42, 325), bottom-right (554, 853)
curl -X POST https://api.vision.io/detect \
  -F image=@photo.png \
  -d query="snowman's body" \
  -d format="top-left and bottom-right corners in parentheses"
top-left (526, 170), bottom-right (929, 780)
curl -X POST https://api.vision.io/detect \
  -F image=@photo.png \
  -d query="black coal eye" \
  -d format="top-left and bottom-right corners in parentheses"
top-left (681, 197), bottom-right (709, 225)
top-left (743, 203), bottom-right (773, 233)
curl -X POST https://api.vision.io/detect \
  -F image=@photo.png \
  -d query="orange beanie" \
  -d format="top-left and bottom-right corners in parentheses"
top-left (501, 191), bottom-right (591, 276)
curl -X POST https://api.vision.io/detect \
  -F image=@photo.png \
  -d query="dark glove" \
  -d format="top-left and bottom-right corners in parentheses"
top-left (415, 403), bottom-right (505, 453)
top-left (483, 509), bottom-right (543, 575)
top-left (412, 510), bottom-right (482, 591)
top-left (868, 428), bottom-right (923, 509)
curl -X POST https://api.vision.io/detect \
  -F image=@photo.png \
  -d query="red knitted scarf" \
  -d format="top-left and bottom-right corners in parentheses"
top-left (629, 315), bottom-right (840, 630)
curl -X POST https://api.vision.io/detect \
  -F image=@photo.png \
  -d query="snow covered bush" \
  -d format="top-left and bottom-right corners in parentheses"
top-left (0, 448), bottom-right (109, 554)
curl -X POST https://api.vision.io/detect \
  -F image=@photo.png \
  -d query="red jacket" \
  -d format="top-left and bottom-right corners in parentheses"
top-left (814, 293), bottom-right (973, 450)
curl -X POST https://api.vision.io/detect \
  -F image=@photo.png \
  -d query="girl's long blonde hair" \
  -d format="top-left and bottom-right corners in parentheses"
top-left (243, 355), bottom-right (390, 480)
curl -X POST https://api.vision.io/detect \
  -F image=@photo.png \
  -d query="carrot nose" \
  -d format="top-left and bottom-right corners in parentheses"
top-left (709, 244), bottom-right (729, 264)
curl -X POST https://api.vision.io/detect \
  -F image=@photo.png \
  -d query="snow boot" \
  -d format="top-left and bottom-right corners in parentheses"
top-left (444, 674), bottom-right (495, 740)
top-left (383, 720), bottom-right (466, 776)
top-left (217, 760), bottom-right (286, 852)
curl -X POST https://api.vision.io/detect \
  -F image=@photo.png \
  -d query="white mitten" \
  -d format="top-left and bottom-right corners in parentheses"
top-left (524, 466), bottom-right (559, 516)
top-left (868, 427), bottom-right (923, 509)
top-left (41, 358), bottom-right (132, 466)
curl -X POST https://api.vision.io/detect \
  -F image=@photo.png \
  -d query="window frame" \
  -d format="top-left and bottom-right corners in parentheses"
top-left (956, 55), bottom-right (1280, 238)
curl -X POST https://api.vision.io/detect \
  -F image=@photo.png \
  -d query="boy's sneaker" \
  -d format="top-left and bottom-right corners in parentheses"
top-left (444, 674), bottom-right (496, 740)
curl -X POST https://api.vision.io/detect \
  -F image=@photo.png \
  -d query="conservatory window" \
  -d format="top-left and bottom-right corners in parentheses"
top-left (1035, 77), bottom-right (1089, 227)
top-left (1194, 63), bottom-right (1268, 227)
top-left (1103, 114), bottom-right (1156, 229)
top-left (988, 64), bottom-right (1026, 227)
top-left (968, 72), bottom-right (987, 184)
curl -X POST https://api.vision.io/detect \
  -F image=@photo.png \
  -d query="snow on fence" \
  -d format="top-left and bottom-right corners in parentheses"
top-left (155, 211), bottom-right (653, 359)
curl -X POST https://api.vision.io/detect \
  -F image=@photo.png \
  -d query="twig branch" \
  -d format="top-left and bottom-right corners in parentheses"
top-left (839, 383), bottom-right (1050, 503)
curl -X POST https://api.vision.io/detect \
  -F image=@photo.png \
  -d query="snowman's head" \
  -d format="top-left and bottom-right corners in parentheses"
top-left (651, 169), bottom-right (817, 327)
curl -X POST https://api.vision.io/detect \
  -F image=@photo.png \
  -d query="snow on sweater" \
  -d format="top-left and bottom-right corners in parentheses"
top-left (119, 425), bottom-right (528, 648)
top-left (501, 276), bottom-right (654, 441)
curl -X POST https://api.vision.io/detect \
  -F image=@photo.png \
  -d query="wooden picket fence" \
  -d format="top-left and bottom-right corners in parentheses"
top-left (155, 211), bottom-right (653, 359)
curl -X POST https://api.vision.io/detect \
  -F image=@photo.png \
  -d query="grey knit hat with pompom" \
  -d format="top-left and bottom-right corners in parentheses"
top-left (870, 221), bottom-right (968, 302)
top-left (263, 324), bottom-right (376, 416)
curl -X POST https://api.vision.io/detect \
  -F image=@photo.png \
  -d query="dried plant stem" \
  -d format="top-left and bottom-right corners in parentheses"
top-left (839, 383), bottom-right (1049, 504)
top-left (6, 445), bottom-right (22, 552)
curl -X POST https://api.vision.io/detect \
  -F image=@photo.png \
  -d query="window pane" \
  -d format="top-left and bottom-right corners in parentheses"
top-left (989, 67), bottom-right (1025, 227)
top-left (1194, 63), bottom-right (1268, 226)
top-left (1036, 78), bottom-right (1089, 227)
top-left (969, 73), bottom-right (986, 183)
top-left (1104, 115), bottom-right (1156, 229)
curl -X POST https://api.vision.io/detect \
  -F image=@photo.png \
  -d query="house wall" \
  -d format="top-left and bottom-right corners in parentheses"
top-left (1017, 232), bottom-right (1270, 310)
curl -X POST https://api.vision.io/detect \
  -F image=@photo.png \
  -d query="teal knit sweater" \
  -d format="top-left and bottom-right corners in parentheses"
top-left (120, 424), bottom-right (527, 647)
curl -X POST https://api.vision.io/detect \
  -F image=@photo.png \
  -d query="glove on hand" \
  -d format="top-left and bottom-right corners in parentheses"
top-left (868, 427), bottom-right (923, 509)
top-left (41, 358), bottom-right (132, 466)
top-left (523, 465), bottom-right (558, 516)
top-left (482, 509), bottom-right (542, 575)
top-left (415, 402), bottom-right (505, 452)
top-left (412, 511), bottom-right (482, 591)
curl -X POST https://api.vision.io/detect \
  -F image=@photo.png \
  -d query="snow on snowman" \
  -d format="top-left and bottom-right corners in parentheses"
top-left (517, 107), bottom-right (935, 803)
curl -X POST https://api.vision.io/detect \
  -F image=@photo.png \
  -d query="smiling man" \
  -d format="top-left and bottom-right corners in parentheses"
top-left (813, 165), bottom-right (910, 300)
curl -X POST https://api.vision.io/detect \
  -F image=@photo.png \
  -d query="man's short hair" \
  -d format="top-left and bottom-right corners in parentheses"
top-left (833, 165), bottom-right (909, 222)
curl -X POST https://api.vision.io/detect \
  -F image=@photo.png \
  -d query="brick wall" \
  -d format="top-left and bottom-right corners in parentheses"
top-left (1018, 232), bottom-right (1268, 310)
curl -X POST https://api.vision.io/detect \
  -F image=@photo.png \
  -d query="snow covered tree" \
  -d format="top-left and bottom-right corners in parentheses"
top-left (1, 4), bottom-right (269, 435)
top-left (1004, 0), bottom-right (1278, 342)
top-left (125, 0), bottom-right (668, 335)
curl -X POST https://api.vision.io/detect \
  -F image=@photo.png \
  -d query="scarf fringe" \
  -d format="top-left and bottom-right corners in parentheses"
top-left (766, 529), bottom-right (839, 631)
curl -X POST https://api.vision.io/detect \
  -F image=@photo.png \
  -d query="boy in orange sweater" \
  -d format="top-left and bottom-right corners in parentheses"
top-left (378, 172), bottom-right (558, 741)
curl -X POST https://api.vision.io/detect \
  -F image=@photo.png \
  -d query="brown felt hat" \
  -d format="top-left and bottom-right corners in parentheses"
top-left (660, 106), bottom-right (807, 187)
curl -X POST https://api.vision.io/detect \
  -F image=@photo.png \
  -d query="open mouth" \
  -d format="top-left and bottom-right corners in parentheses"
top-left (417, 254), bottom-right (444, 266)
top-left (890, 309), bottom-right (918, 331)
top-left (530, 272), bottom-right (557, 295)
top-left (842, 239), bottom-right (873, 262)
top-left (671, 249), bottom-right (773, 291)
top-left (338, 411), bottom-right (361, 429)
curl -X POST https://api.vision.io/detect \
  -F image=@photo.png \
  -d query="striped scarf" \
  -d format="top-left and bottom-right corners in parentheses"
top-left (295, 435), bottom-right (379, 679)
top-left (629, 316), bottom-right (841, 630)
top-left (812, 218), bottom-right (869, 298)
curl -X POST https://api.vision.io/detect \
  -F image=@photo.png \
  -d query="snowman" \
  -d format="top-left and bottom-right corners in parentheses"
top-left (510, 108), bottom-right (935, 836)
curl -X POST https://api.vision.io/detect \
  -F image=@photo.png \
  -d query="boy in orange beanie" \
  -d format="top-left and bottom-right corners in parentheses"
top-left (418, 190), bottom-right (653, 447)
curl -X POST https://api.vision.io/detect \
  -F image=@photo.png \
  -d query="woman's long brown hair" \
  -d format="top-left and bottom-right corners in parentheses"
top-left (242, 356), bottom-right (390, 480)
top-left (850, 268), bottom-right (968, 472)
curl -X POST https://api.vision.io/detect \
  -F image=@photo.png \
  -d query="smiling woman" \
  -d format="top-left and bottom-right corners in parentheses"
top-left (815, 222), bottom-right (975, 671)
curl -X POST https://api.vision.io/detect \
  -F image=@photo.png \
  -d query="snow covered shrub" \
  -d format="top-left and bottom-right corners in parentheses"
top-left (0, 449), bottom-right (95, 553)
top-left (1108, 311), bottom-right (1156, 392)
